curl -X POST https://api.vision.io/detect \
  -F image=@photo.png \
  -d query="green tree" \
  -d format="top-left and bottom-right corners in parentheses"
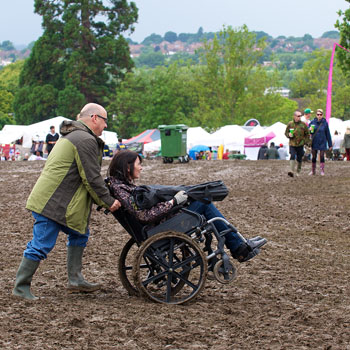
top-left (142, 33), bottom-right (163, 45)
top-left (235, 69), bottom-right (297, 125)
top-left (13, 84), bottom-right (58, 124)
top-left (289, 50), bottom-right (330, 98)
top-left (321, 31), bottom-right (340, 39)
top-left (14, 0), bottom-right (138, 124)
top-left (335, 1), bottom-right (350, 74)
top-left (0, 90), bottom-right (15, 129)
top-left (0, 40), bottom-right (15, 51)
top-left (109, 64), bottom-right (198, 137)
top-left (192, 25), bottom-right (267, 128)
top-left (0, 60), bottom-right (24, 95)
top-left (289, 49), bottom-right (350, 119)
top-left (134, 51), bottom-right (166, 68)
top-left (164, 31), bottom-right (178, 43)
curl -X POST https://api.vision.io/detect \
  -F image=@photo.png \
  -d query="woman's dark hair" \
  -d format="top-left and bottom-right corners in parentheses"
top-left (108, 150), bottom-right (142, 182)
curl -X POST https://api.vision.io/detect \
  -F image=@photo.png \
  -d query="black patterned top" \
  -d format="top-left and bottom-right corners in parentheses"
top-left (108, 177), bottom-right (174, 224)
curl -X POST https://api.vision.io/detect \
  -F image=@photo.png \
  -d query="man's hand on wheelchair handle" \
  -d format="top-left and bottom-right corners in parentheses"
top-left (174, 190), bottom-right (188, 206)
top-left (109, 199), bottom-right (121, 212)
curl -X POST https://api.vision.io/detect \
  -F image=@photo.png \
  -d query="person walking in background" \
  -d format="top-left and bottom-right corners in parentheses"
top-left (343, 127), bottom-right (350, 161)
top-left (301, 108), bottom-right (313, 161)
top-left (12, 103), bottom-right (121, 301)
top-left (116, 138), bottom-right (127, 152)
top-left (222, 149), bottom-right (230, 160)
top-left (285, 110), bottom-right (310, 177)
top-left (308, 109), bottom-right (332, 176)
top-left (257, 143), bottom-right (268, 160)
top-left (301, 108), bottom-right (313, 126)
top-left (45, 126), bottom-right (59, 155)
top-left (277, 143), bottom-right (288, 160)
top-left (332, 130), bottom-right (343, 160)
top-left (266, 142), bottom-right (278, 159)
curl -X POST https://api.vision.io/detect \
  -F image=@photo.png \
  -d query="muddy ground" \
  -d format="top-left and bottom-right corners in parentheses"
top-left (0, 159), bottom-right (349, 350)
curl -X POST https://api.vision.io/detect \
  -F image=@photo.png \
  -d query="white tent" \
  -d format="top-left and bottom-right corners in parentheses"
top-left (329, 117), bottom-right (347, 137)
top-left (264, 122), bottom-right (289, 148)
top-left (18, 117), bottom-right (118, 148)
top-left (22, 116), bottom-right (70, 148)
top-left (186, 127), bottom-right (222, 150)
top-left (101, 130), bottom-right (118, 148)
top-left (144, 139), bottom-right (161, 153)
top-left (211, 125), bottom-right (250, 153)
top-left (0, 125), bottom-right (27, 144)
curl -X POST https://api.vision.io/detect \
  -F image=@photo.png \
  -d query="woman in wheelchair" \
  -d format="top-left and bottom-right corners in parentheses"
top-left (107, 150), bottom-right (266, 263)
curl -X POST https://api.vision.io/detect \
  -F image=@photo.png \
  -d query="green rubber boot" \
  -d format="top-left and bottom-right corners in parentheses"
top-left (296, 161), bottom-right (302, 176)
top-left (13, 257), bottom-right (40, 300)
top-left (288, 160), bottom-right (296, 177)
top-left (67, 246), bottom-right (101, 293)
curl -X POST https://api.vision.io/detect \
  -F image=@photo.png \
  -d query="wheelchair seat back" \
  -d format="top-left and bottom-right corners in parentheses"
top-left (112, 208), bottom-right (147, 243)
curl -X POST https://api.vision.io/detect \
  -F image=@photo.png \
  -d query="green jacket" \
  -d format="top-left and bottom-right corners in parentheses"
top-left (343, 133), bottom-right (350, 149)
top-left (26, 120), bottom-right (115, 234)
top-left (285, 120), bottom-right (310, 147)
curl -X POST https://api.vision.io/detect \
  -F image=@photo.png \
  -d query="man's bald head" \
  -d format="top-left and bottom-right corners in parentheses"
top-left (78, 103), bottom-right (108, 136)
top-left (79, 103), bottom-right (107, 119)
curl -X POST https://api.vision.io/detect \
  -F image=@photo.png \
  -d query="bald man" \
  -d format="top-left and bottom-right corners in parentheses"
top-left (13, 103), bottom-right (121, 300)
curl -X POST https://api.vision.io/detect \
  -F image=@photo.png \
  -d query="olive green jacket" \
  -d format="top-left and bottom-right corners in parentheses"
top-left (285, 120), bottom-right (310, 147)
top-left (343, 133), bottom-right (350, 149)
top-left (26, 120), bottom-right (115, 234)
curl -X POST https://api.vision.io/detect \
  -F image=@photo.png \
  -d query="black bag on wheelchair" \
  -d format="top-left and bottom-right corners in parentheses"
top-left (133, 181), bottom-right (228, 209)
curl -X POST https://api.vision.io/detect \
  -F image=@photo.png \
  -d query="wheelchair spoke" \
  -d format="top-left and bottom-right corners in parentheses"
top-left (134, 231), bottom-right (208, 304)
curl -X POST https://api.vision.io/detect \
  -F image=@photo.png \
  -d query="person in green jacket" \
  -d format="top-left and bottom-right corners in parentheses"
top-left (266, 142), bottom-right (279, 159)
top-left (13, 103), bottom-right (121, 300)
top-left (285, 110), bottom-right (310, 177)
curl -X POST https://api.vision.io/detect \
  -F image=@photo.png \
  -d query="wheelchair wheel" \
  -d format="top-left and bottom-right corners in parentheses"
top-left (213, 259), bottom-right (237, 284)
top-left (133, 231), bottom-right (208, 304)
top-left (118, 238), bottom-right (141, 296)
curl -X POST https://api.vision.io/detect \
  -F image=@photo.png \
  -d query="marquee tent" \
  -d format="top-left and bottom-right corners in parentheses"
top-left (211, 125), bottom-right (250, 153)
top-left (263, 122), bottom-right (289, 148)
top-left (1, 117), bottom-right (118, 149)
top-left (144, 139), bottom-right (161, 153)
top-left (244, 127), bottom-right (276, 160)
top-left (186, 127), bottom-right (222, 150)
top-left (22, 116), bottom-right (71, 148)
top-left (0, 125), bottom-right (27, 144)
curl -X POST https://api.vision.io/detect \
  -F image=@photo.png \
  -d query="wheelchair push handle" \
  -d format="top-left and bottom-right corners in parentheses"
top-left (96, 206), bottom-right (110, 215)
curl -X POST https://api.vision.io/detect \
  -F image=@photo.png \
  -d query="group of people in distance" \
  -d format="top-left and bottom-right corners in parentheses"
top-left (285, 108), bottom-right (338, 177)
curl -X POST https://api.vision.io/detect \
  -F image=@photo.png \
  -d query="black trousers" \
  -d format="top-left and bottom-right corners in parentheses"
top-left (289, 146), bottom-right (304, 163)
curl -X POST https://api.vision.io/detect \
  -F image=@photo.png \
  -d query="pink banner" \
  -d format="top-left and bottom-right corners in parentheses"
top-left (244, 131), bottom-right (276, 148)
top-left (326, 43), bottom-right (350, 123)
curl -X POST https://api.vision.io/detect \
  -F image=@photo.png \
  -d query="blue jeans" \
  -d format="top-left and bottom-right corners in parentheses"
top-left (24, 212), bottom-right (90, 261)
top-left (187, 201), bottom-right (243, 253)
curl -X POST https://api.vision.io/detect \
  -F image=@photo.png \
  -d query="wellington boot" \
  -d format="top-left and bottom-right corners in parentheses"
top-left (296, 161), bottom-right (302, 176)
top-left (309, 162), bottom-right (316, 176)
top-left (320, 162), bottom-right (325, 176)
top-left (288, 160), bottom-right (296, 177)
top-left (12, 257), bottom-right (40, 300)
top-left (67, 246), bottom-right (101, 293)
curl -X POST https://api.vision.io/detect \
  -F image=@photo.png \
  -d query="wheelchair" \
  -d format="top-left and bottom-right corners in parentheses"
top-left (102, 201), bottom-right (253, 305)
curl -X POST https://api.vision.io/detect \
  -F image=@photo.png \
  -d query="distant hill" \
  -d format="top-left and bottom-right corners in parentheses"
top-left (0, 30), bottom-right (340, 67)
top-left (129, 36), bottom-right (339, 58)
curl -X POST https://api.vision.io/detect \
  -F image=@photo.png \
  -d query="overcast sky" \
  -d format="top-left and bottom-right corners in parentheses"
top-left (0, 0), bottom-right (348, 47)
